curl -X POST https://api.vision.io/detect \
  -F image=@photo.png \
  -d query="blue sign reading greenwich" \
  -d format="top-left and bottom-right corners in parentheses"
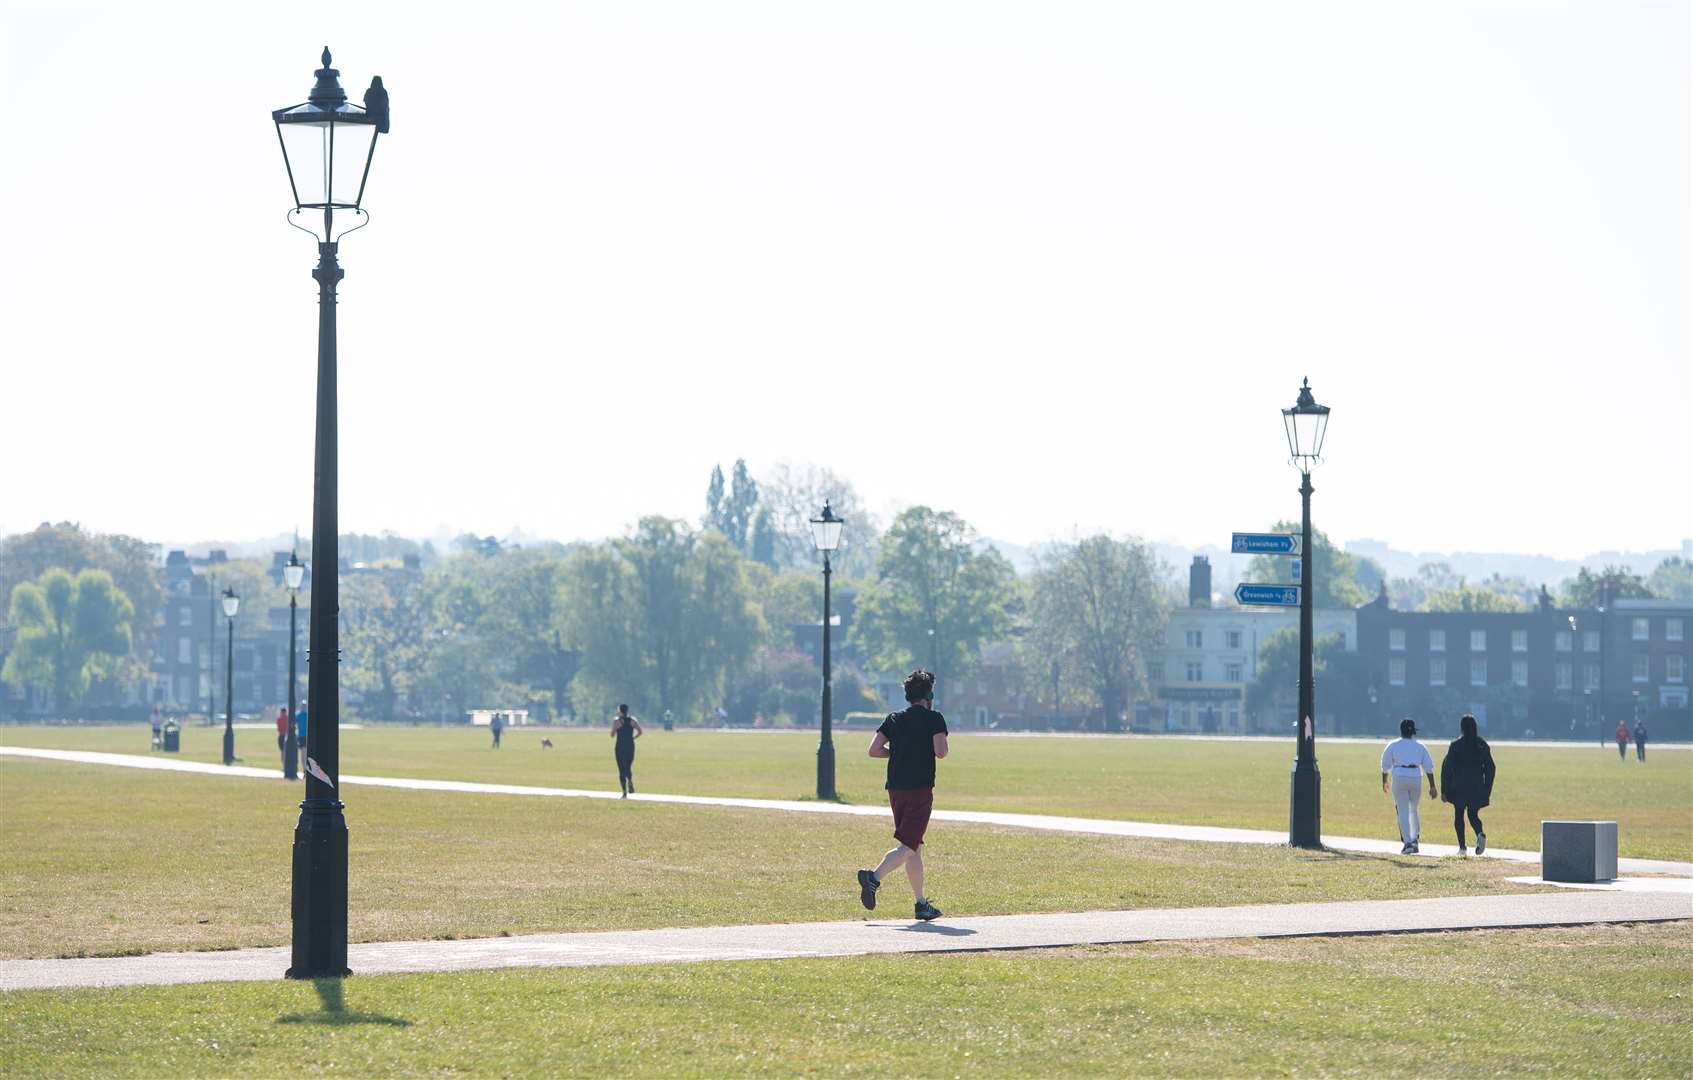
top-left (1236, 583), bottom-right (1301, 607)
top-left (1231, 532), bottom-right (1301, 555)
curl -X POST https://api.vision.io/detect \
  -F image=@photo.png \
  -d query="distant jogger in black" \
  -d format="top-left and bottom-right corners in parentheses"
top-left (611, 704), bottom-right (642, 797)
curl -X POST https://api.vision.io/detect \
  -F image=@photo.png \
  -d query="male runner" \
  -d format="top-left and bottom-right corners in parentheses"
top-left (857, 669), bottom-right (949, 921)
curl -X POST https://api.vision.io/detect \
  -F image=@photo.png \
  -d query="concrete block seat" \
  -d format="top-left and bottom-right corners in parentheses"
top-left (1542, 821), bottom-right (1619, 883)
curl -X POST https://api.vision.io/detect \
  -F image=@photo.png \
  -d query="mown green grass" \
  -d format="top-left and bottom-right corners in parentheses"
top-left (2, 922), bottom-right (1687, 1078)
top-left (0, 760), bottom-right (1543, 960)
top-left (6, 724), bottom-right (1690, 860)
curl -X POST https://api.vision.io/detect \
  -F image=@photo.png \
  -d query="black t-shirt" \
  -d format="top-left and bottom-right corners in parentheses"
top-left (878, 705), bottom-right (948, 790)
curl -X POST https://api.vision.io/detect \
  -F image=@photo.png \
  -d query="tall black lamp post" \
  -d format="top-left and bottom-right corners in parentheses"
top-left (1282, 377), bottom-right (1329, 849)
top-left (810, 502), bottom-right (845, 800)
top-left (221, 588), bottom-right (239, 765)
top-left (283, 553), bottom-right (305, 780)
top-left (274, 47), bottom-right (389, 980)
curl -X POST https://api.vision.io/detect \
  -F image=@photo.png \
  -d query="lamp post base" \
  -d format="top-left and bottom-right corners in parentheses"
top-left (816, 739), bottom-right (836, 802)
top-left (1289, 759), bottom-right (1321, 848)
top-left (223, 727), bottom-right (235, 767)
top-left (286, 801), bottom-right (351, 979)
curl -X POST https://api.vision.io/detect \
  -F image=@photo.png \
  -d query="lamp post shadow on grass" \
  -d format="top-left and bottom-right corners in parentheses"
top-left (275, 978), bottom-right (412, 1028)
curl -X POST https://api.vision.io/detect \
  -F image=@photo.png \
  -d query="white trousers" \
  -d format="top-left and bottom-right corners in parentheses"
top-left (1392, 773), bottom-right (1424, 844)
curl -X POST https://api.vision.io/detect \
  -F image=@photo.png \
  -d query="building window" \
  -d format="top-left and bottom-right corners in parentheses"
top-left (1512, 660), bottom-right (1528, 687)
top-left (1225, 630), bottom-right (1242, 649)
top-left (1471, 659), bottom-right (1487, 687)
top-left (1555, 631), bottom-right (1571, 652)
top-left (178, 606), bottom-right (193, 627)
top-left (1470, 630), bottom-right (1487, 652)
top-left (1585, 663), bottom-right (1600, 691)
top-left (1389, 628), bottom-right (1406, 652)
top-left (1185, 662), bottom-right (1203, 682)
top-left (1511, 630), bottom-right (1527, 653)
top-left (1430, 658), bottom-right (1446, 687)
top-left (177, 675), bottom-right (191, 703)
top-left (1555, 661), bottom-right (1571, 690)
top-left (1633, 654), bottom-right (1650, 683)
top-left (178, 637), bottom-right (193, 663)
top-left (1430, 629), bottom-right (1445, 652)
top-left (1666, 619), bottom-right (1683, 642)
top-left (1185, 630), bottom-right (1203, 649)
top-left (1389, 658), bottom-right (1405, 686)
top-left (1632, 618), bottom-right (1649, 641)
top-left (1582, 630), bottom-right (1600, 653)
top-left (1668, 655), bottom-right (1685, 683)
top-left (1225, 662), bottom-right (1243, 682)
top-left (1148, 662), bottom-right (1164, 683)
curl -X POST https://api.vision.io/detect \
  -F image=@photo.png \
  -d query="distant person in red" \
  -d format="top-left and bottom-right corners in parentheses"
top-left (1615, 718), bottom-right (1630, 760)
top-left (275, 707), bottom-right (288, 764)
top-left (857, 669), bottom-right (949, 922)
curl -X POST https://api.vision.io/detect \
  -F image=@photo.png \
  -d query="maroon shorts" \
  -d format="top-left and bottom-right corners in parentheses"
top-left (888, 787), bottom-right (934, 849)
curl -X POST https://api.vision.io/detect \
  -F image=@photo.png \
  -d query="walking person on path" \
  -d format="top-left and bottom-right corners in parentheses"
top-left (857, 669), bottom-right (949, 922)
top-left (611, 704), bottom-right (641, 797)
top-left (150, 706), bottom-right (163, 751)
top-left (1440, 714), bottom-right (1496, 856)
top-left (1633, 719), bottom-right (1648, 761)
top-left (1615, 718), bottom-right (1630, 760)
top-left (490, 711), bottom-right (505, 749)
top-left (1381, 718), bottom-right (1437, 855)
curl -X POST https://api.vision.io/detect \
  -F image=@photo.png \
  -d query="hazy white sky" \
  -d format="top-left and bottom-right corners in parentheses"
top-left (2, 1), bottom-right (1687, 559)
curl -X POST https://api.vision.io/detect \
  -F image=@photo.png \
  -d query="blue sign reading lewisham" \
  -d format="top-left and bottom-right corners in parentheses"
top-left (1235, 583), bottom-right (1301, 607)
top-left (1231, 532), bottom-right (1301, 555)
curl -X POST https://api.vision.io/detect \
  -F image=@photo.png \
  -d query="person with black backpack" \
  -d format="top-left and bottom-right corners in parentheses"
top-left (1440, 713), bottom-right (1497, 855)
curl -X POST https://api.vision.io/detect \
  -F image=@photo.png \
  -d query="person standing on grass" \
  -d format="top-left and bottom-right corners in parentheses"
top-left (1381, 718), bottom-right (1437, 854)
top-left (150, 705), bottom-right (163, 750)
top-left (490, 711), bottom-right (505, 749)
top-left (295, 705), bottom-right (308, 770)
top-left (1615, 718), bottom-right (1630, 760)
top-left (857, 669), bottom-right (949, 922)
top-left (611, 704), bottom-right (642, 797)
top-left (1633, 719), bottom-right (1648, 761)
top-left (1440, 714), bottom-right (1496, 855)
top-left (275, 707), bottom-right (289, 767)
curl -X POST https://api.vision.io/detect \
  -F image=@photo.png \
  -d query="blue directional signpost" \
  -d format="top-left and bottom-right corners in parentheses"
top-left (1235, 583), bottom-right (1301, 607)
top-left (1231, 532), bottom-right (1301, 556)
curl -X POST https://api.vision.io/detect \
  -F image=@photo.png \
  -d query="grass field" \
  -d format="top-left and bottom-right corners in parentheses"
top-left (0, 760), bottom-right (1544, 960)
top-left (2, 922), bottom-right (1687, 1077)
top-left (5, 724), bottom-right (1690, 860)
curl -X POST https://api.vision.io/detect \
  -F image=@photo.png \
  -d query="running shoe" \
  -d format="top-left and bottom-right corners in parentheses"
top-left (914, 899), bottom-right (943, 922)
top-left (1475, 833), bottom-right (1486, 855)
top-left (1400, 842), bottom-right (1413, 855)
top-left (857, 869), bottom-right (879, 911)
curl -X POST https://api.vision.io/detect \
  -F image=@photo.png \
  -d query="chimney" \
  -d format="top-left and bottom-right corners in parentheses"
top-left (1189, 555), bottom-right (1212, 608)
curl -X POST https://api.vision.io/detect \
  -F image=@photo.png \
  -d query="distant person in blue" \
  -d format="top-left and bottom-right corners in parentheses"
top-left (1633, 720), bottom-right (1648, 762)
top-left (1440, 714), bottom-right (1496, 855)
top-left (295, 705), bottom-right (308, 770)
top-left (490, 711), bottom-right (505, 749)
top-left (1381, 718), bottom-right (1437, 855)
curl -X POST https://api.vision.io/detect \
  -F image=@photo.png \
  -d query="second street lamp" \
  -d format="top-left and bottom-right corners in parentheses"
top-left (274, 46), bottom-right (389, 980)
top-left (1282, 377), bottom-right (1329, 849)
top-left (810, 502), bottom-right (845, 800)
top-left (222, 588), bottom-right (240, 765)
top-left (283, 553), bottom-right (305, 781)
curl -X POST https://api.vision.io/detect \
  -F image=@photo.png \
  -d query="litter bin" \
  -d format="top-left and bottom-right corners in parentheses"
top-left (162, 719), bottom-right (181, 753)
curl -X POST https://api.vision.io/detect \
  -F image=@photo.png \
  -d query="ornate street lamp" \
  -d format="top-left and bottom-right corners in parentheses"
top-left (221, 588), bottom-right (239, 766)
top-left (1282, 377), bottom-right (1329, 849)
top-left (283, 553), bottom-right (305, 781)
top-left (809, 502), bottom-right (845, 800)
top-left (275, 47), bottom-right (389, 980)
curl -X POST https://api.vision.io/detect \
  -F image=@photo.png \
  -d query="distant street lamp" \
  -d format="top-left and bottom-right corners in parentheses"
top-left (283, 553), bottom-right (305, 780)
top-left (274, 46), bottom-right (389, 980)
top-left (1282, 377), bottom-right (1329, 849)
top-left (221, 588), bottom-right (240, 765)
top-left (1567, 615), bottom-right (1579, 739)
top-left (810, 502), bottom-right (845, 800)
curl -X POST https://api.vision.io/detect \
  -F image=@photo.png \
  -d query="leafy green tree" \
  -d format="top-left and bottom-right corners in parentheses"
top-left (4, 568), bottom-right (135, 709)
top-left (1028, 535), bottom-right (1167, 731)
top-left (704, 465), bottom-right (727, 534)
top-left (1248, 629), bottom-right (1362, 726)
top-left (1242, 523), bottom-right (1367, 608)
top-left (750, 509), bottom-right (778, 568)
top-left (854, 507), bottom-right (1017, 685)
top-left (1421, 585), bottom-right (1528, 613)
top-left (341, 571), bottom-right (426, 721)
top-left (1560, 565), bottom-right (1654, 608)
top-left (725, 460), bottom-right (760, 551)
top-left (1647, 557), bottom-right (1693, 604)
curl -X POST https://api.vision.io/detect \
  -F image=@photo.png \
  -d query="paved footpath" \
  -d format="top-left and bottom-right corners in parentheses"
top-left (5, 746), bottom-right (1690, 876)
top-left (2, 890), bottom-right (1687, 992)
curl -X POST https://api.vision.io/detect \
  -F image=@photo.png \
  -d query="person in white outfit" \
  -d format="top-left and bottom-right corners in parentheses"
top-left (1381, 718), bottom-right (1437, 854)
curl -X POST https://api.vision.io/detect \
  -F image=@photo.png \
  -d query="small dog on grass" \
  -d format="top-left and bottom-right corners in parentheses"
top-left (540, 738), bottom-right (554, 749)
